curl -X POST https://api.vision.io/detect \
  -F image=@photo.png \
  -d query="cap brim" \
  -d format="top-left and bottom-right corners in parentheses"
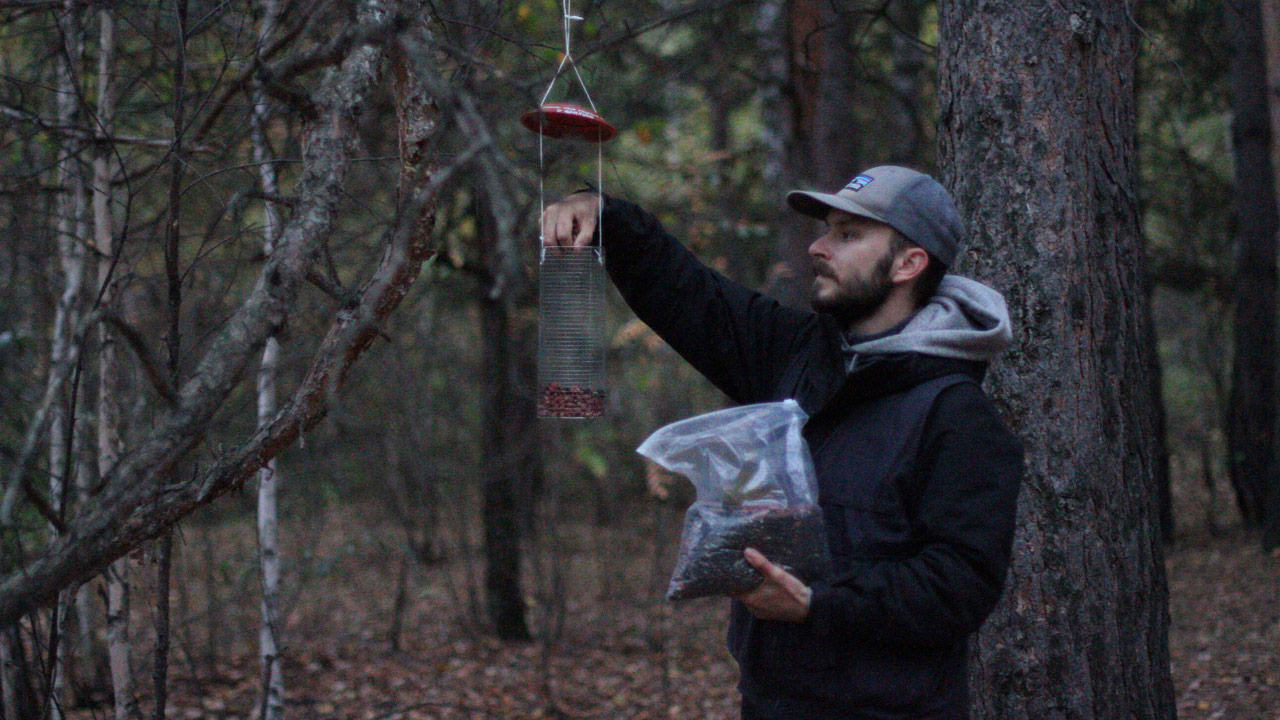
top-left (786, 190), bottom-right (889, 225)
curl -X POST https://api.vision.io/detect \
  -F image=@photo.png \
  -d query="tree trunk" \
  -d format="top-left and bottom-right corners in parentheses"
top-left (0, 4), bottom-right (404, 628)
top-left (48, 3), bottom-right (87, 716)
top-left (478, 295), bottom-right (534, 642)
top-left (1, 624), bottom-right (35, 720)
top-left (436, 0), bottom-right (534, 642)
top-left (1260, 0), bottom-right (1280, 181)
top-left (474, 195), bottom-right (534, 642)
top-left (937, 2), bottom-right (1175, 717)
top-left (886, 0), bottom-right (929, 165)
top-left (1226, 0), bottom-right (1280, 550)
top-left (251, 0), bottom-right (286, 716)
top-left (768, 0), bottom-right (863, 308)
top-left (91, 9), bottom-right (140, 720)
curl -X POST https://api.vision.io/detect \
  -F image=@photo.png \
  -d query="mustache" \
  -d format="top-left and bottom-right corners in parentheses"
top-left (811, 260), bottom-right (836, 279)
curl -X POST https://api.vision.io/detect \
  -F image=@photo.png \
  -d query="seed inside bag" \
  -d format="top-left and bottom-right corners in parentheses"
top-left (666, 503), bottom-right (830, 601)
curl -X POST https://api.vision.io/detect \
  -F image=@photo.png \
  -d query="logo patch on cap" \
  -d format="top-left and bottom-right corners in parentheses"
top-left (846, 174), bottom-right (874, 192)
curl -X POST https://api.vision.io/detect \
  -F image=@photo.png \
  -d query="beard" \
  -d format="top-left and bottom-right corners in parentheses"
top-left (810, 249), bottom-right (896, 324)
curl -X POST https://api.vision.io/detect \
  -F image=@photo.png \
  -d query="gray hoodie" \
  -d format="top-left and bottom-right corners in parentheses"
top-left (840, 275), bottom-right (1013, 372)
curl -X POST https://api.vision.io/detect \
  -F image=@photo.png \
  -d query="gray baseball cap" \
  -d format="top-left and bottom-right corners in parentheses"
top-left (786, 165), bottom-right (964, 266)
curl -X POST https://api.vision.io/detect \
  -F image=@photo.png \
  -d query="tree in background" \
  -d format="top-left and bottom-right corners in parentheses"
top-left (938, 0), bottom-right (1175, 716)
top-left (1225, 0), bottom-right (1280, 551)
top-left (1138, 0), bottom-right (1236, 540)
top-left (0, 0), bottom-right (446, 669)
top-left (767, 0), bottom-right (938, 307)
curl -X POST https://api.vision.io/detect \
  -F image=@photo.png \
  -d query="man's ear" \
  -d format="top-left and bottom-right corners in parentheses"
top-left (892, 247), bottom-right (929, 285)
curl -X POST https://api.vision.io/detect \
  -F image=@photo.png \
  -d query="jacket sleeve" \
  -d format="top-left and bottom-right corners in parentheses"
top-left (805, 382), bottom-right (1024, 650)
top-left (598, 194), bottom-right (815, 405)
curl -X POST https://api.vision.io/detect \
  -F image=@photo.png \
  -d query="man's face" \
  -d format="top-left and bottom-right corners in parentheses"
top-left (807, 210), bottom-right (899, 323)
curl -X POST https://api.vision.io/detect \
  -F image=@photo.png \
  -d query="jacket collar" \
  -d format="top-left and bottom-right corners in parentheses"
top-left (798, 315), bottom-right (986, 421)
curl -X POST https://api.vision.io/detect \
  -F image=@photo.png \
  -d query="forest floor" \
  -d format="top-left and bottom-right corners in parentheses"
top-left (60, 497), bottom-right (1280, 720)
top-left (1168, 528), bottom-right (1280, 720)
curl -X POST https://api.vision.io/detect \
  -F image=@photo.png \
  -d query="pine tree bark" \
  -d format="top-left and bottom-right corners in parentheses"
top-left (1226, 0), bottom-right (1280, 550)
top-left (937, 2), bottom-right (1175, 717)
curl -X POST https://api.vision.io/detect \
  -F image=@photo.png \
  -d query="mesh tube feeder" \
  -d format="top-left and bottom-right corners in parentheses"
top-left (526, 1), bottom-right (615, 419)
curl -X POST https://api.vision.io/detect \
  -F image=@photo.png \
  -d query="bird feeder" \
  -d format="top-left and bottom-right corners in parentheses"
top-left (526, 1), bottom-right (615, 419)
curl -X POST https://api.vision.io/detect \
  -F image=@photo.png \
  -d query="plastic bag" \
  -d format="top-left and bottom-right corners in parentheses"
top-left (637, 399), bottom-right (831, 601)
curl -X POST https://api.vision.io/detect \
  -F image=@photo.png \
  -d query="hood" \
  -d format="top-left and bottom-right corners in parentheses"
top-left (846, 275), bottom-right (1013, 363)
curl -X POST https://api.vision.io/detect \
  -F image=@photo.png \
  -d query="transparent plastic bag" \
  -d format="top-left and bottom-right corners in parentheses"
top-left (637, 399), bottom-right (831, 601)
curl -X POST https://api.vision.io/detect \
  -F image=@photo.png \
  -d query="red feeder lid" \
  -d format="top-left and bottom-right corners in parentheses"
top-left (521, 102), bottom-right (617, 143)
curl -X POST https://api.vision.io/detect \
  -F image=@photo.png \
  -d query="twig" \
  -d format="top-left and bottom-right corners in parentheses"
top-left (0, 103), bottom-right (217, 151)
top-left (304, 267), bottom-right (356, 306)
top-left (0, 0), bottom-right (410, 626)
top-left (0, 310), bottom-right (101, 527)
top-left (100, 314), bottom-right (178, 409)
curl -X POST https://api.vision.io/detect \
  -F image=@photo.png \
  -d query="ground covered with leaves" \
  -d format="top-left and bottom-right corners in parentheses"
top-left (1168, 530), bottom-right (1280, 720)
top-left (60, 498), bottom-right (1280, 720)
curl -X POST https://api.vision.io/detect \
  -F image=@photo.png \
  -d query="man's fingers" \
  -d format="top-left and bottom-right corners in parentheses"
top-left (540, 193), bottom-right (601, 247)
top-left (555, 211), bottom-right (576, 248)
top-left (540, 209), bottom-right (552, 245)
top-left (574, 213), bottom-right (597, 248)
top-left (541, 207), bottom-right (563, 246)
top-left (744, 548), bottom-right (776, 577)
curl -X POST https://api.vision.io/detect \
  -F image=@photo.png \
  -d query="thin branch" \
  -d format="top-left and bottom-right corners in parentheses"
top-left (0, 103), bottom-right (217, 151)
top-left (0, 0), bottom-right (394, 626)
top-left (0, 310), bottom-right (101, 527)
top-left (304, 267), bottom-right (355, 305)
top-left (99, 314), bottom-right (179, 406)
top-left (187, 3), bottom-right (322, 141)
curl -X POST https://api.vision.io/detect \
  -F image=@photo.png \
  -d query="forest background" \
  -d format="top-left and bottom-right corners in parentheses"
top-left (1, 0), bottom-right (1278, 718)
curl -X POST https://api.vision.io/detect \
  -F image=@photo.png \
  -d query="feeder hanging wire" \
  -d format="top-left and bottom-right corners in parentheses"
top-left (536, 0), bottom-right (604, 256)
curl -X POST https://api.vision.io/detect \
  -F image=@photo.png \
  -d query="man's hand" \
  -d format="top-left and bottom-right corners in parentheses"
top-left (731, 548), bottom-right (812, 623)
top-left (541, 192), bottom-right (601, 248)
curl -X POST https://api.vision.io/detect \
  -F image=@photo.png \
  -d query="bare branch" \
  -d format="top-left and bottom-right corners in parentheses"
top-left (0, 310), bottom-right (101, 526)
top-left (304, 267), bottom-right (356, 305)
top-left (397, 31), bottom-right (522, 300)
top-left (0, 103), bottom-right (217, 152)
top-left (192, 7), bottom-right (404, 139)
top-left (0, 5), bottom-right (392, 624)
top-left (99, 313), bottom-right (178, 407)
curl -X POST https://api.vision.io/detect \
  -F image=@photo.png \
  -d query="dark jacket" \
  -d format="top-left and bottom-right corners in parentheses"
top-left (598, 196), bottom-right (1023, 720)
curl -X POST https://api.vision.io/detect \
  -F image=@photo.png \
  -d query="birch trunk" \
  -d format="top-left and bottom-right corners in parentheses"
top-left (251, 1), bottom-right (286, 716)
top-left (0, 0), bottom-right (412, 628)
top-left (48, 3), bottom-right (87, 716)
top-left (91, 9), bottom-right (140, 720)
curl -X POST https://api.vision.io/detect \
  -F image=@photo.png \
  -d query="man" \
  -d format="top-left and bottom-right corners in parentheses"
top-left (543, 166), bottom-right (1023, 720)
